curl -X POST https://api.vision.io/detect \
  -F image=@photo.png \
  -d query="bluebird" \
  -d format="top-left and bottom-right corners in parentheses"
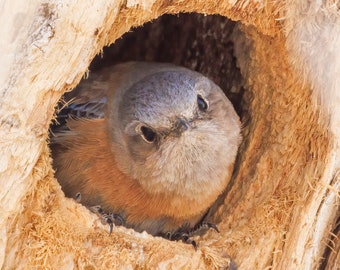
top-left (51, 62), bottom-right (241, 244)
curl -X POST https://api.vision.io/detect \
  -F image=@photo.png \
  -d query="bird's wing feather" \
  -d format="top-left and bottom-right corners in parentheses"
top-left (52, 62), bottom-right (184, 131)
top-left (51, 69), bottom-right (112, 133)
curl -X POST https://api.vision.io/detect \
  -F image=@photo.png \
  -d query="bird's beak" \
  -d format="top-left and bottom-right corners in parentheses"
top-left (173, 117), bottom-right (192, 136)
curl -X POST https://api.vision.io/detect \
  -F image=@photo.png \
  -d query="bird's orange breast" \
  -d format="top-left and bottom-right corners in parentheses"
top-left (52, 118), bottom-right (213, 234)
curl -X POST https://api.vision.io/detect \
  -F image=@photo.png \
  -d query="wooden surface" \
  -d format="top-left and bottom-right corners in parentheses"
top-left (0, 0), bottom-right (339, 269)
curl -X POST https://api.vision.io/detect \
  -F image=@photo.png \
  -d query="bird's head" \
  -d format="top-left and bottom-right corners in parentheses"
top-left (110, 68), bottom-right (241, 202)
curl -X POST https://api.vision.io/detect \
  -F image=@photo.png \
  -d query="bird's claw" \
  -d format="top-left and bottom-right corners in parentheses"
top-left (73, 193), bottom-right (125, 233)
top-left (73, 192), bottom-right (82, 203)
top-left (89, 205), bottom-right (125, 234)
top-left (164, 229), bottom-right (197, 250)
top-left (164, 221), bottom-right (219, 250)
top-left (192, 221), bottom-right (220, 234)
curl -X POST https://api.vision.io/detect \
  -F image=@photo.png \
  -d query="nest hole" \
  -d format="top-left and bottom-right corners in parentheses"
top-left (53, 12), bottom-right (251, 233)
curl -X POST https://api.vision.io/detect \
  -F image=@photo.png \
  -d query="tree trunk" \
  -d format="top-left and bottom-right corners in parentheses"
top-left (0, 0), bottom-right (339, 269)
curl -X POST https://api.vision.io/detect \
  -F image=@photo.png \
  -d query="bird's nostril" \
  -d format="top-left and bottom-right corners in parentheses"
top-left (174, 117), bottom-right (190, 134)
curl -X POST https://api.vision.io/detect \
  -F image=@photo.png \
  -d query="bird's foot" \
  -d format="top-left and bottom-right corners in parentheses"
top-left (89, 205), bottom-right (125, 234)
top-left (164, 221), bottom-right (220, 250)
top-left (73, 193), bottom-right (124, 233)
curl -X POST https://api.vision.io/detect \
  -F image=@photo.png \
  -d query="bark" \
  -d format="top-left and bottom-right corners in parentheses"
top-left (0, 0), bottom-right (339, 269)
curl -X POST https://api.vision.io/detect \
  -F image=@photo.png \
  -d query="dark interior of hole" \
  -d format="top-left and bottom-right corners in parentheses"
top-left (90, 13), bottom-right (245, 118)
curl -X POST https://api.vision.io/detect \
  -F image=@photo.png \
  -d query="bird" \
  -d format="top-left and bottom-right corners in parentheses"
top-left (51, 61), bottom-right (241, 240)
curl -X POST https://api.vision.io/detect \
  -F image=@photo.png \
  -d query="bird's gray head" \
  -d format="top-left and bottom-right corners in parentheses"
top-left (111, 68), bottom-right (241, 202)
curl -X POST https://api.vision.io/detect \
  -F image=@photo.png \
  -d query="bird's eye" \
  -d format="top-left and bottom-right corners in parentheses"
top-left (140, 125), bottom-right (157, 143)
top-left (197, 95), bottom-right (208, 111)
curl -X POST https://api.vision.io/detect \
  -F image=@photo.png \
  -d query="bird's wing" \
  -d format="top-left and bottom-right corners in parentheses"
top-left (52, 62), bottom-right (186, 131)
top-left (51, 69), bottom-right (112, 133)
